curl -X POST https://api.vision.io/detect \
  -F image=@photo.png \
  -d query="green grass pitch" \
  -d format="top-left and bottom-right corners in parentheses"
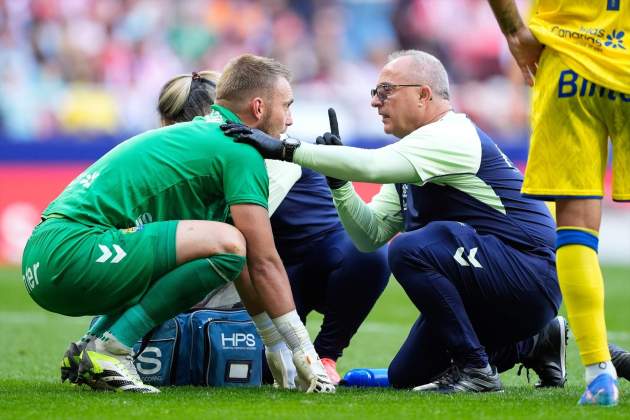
top-left (0, 265), bottom-right (629, 419)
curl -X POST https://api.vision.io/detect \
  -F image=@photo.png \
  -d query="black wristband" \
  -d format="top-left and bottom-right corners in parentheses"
top-left (282, 137), bottom-right (301, 162)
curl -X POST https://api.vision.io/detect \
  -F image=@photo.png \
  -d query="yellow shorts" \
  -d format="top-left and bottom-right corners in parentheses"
top-left (524, 48), bottom-right (630, 201)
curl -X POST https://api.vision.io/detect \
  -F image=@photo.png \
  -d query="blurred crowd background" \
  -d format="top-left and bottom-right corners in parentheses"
top-left (2, 0), bottom-right (629, 265)
top-left (0, 0), bottom-right (530, 146)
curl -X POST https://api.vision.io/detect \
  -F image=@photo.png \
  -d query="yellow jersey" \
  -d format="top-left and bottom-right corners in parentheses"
top-left (529, 0), bottom-right (630, 93)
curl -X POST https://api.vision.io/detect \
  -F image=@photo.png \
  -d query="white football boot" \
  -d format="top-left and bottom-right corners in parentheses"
top-left (78, 333), bottom-right (160, 393)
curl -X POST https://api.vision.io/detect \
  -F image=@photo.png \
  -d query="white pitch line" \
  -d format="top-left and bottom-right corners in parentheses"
top-left (0, 311), bottom-right (90, 325)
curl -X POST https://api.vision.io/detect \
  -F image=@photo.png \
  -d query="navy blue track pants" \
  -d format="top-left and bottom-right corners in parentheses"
top-left (285, 228), bottom-right (390, 360)
top-left (387, 221), bottom-right (561, 388)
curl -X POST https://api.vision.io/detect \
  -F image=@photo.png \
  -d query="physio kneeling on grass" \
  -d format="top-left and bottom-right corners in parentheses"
top-left (222, 50), bottom-right (566, 393)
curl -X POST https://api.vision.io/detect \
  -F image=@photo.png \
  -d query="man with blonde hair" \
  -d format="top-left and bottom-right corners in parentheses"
top-left (24, 54), bottom-right (334, 393)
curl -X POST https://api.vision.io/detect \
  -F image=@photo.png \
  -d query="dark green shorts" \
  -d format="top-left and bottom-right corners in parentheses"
top-left (21, 218), bottom-right (178, 316)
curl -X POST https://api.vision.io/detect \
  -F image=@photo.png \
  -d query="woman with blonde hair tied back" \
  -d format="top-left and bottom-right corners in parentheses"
top-left (158, 71), bottom-right (220, 126)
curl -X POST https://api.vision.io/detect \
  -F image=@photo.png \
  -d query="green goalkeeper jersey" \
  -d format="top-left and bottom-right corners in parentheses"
top-left (43, 105), bottom-right (269, 228)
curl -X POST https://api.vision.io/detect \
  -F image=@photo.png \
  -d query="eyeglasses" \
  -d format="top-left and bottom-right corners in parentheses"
top-left (370, 83), bottom-right (424, 102)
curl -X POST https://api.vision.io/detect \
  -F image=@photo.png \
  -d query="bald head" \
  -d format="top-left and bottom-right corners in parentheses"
top-left (371, 49), bottom-right (453, 137)
top-left (386, 50), bottom-right (450, 100)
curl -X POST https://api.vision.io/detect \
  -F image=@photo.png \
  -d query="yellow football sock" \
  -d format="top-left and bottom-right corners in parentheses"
top-left (556, 233), bottom-right (610, 365)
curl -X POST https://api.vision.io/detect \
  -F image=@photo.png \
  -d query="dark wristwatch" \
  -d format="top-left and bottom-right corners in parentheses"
top-left (282, 137), bottom-right (301, 162)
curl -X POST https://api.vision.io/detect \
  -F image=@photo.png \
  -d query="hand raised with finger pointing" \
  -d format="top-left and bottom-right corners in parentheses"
top-left (315, 108), bottom-right (347, 189)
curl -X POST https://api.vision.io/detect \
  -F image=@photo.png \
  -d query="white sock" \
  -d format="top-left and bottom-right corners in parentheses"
top-left (585, 361), bottom-right (617, 384)
top-left (98, 332), bottom-right (132, 355)
top-left (272, 310), bottom-right (314, 353)
top-left (252, 312), bottom-right (285, 351)
top-left (252, 312), bottom-right (273, 330)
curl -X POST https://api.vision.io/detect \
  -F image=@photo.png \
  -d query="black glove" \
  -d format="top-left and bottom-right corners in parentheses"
top-left (315, 108), bottom-right (347, 190)
top-left (220, 122), bottom-right (286, 160)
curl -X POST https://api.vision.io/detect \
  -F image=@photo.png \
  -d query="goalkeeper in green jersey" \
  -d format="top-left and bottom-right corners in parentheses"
top-left (22, 54), bottom-right (335, 394)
